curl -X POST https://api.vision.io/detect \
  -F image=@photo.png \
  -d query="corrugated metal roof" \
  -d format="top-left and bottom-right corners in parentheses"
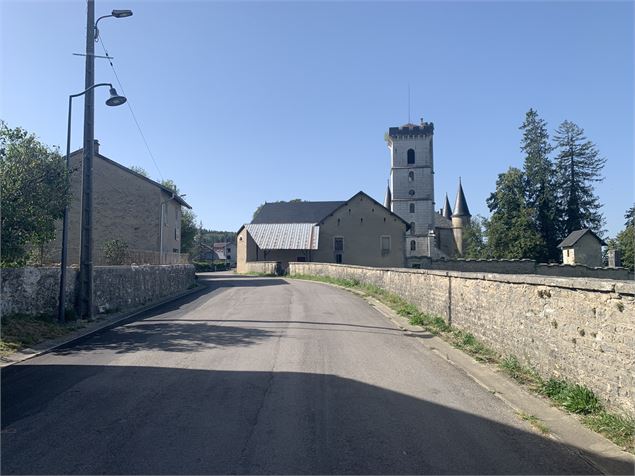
top-left (245, 223), bottom-right (319, 250)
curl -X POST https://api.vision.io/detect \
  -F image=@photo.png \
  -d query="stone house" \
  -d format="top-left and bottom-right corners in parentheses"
top-left (558, 229), bottom-right (606, 267)
top-left (46, 140), bottom-right (191, 265)
top-left (237, 191), bottom-right (409, 272)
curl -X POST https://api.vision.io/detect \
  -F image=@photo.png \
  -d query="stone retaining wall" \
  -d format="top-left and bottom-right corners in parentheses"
top-left (289, 262), bottom-right (635, 416)
top-left (1, 265), bottom-right (196, 316)
top-left (240, 261), bottom-right (282, 276)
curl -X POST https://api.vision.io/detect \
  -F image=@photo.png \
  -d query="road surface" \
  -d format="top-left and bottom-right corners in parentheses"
top-left (2, 273), bottom-right (601, 474)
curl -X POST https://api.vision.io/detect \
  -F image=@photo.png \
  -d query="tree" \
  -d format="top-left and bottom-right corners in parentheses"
top-left (608, 205), bottom-right (634, 271)
top-left (520, 109), bottom-right (559, 261)
top-left (485, 167), bottom-right (544, 259)
top-left (161, 179), bottom-right (180, 194)
top-left (553, 120), bottom-right (606, 237)
top-left (129, 165), bottom-right (149, 177)
top-left (180, 209), bottom-right (197, 256)
top-left (0, 122), bottom-right (71, 265)
top-left (462, 215), bottom-right (489, 259)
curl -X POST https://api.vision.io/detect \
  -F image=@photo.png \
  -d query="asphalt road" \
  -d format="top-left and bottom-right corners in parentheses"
top-left (2, 273), bottom-right (601, 474)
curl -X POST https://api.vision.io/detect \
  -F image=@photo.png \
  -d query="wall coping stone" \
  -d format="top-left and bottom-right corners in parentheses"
top-left (293, 262), bottom-right (635, 295)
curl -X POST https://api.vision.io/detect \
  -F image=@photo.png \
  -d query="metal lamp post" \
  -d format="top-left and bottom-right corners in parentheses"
top-left (77, 0), bottom-right (132, 321)
top-left (58, 84), bottom-right (126, 323)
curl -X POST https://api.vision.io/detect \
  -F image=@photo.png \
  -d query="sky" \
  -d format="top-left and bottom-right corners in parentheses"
top-left (1, 0), bottom-right (633, 237)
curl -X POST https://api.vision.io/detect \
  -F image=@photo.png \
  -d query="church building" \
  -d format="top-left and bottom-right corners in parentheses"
top-left (383, 119), bottom-right (471, 267)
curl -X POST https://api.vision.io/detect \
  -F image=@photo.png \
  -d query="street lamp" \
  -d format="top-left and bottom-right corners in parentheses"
top-left (58, 82), bottom-right (126, 323)
top-left (77, 1), bottom-right (132, 321)
top-left (94, 9), bottom-right (133, 40)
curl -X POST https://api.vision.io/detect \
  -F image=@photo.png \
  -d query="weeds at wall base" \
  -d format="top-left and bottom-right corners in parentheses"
top-left (290, 273), bottom-right (635, 453)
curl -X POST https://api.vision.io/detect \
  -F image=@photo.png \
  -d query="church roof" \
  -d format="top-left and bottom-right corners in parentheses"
top-left (434, 212), bottom-right (453, 229)
top-left (442, 194), bottom-right (453, 220)
top-left (251, 201), bottom-right (345, 224)
top-left (453, 180), bottom-right (471, 217)
top-left (384, 184), bottom-right (392, 209)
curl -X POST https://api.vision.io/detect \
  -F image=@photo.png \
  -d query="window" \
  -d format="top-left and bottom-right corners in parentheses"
top-left (296, 256), bottom-right (306, 262)
top-left (408, 171), bottom-right (414, 182)
top-left (412, 263), bottom-right (421, 269)
top-left (410, 240), bottom-right (416, 251)
top-left (334, 237), bottom-right (344, 251)
top-left (174, 228), bottom-right (177, 240)
top-left (410, 222), bottom-right (416, 235)
top-left (381, 236), bottom-right (391, 255)
top-left (409, 203), bottom-right (415, 213)
top-left (335, 254), bottom-right (343, 264)
top-left (409, 189), bottom-right (415, 196)
top-left (407, 148), bottom-right (415, 164)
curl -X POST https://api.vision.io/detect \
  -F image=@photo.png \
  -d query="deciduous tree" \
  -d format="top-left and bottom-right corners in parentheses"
top-left (0, 122), bottom-right (70, 265)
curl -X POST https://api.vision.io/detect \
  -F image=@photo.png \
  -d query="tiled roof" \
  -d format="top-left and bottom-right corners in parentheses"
top-left (245, 223), bottom-right (320, 250)
top-left (434, 212), bottom-right (453, 229)
top-left (251, 201), bottom-right (344, 224)
top-left (558, 229), bottom-right (606, 248)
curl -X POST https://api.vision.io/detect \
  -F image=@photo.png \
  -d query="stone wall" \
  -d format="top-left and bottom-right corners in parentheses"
top-left (1, 265), bottom-right (196, 316)
top-left (289, 262), bottom-right (635, 416)
top-left (410, 257), bottom-right (631, 280)
top-left (240, 261), bottom-right (282, 275)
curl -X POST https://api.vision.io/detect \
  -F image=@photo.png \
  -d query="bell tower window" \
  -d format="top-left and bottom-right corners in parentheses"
top-left (409, 203), bottom-right (415, 213)
top-left (407, 148), bottom-right (415, 164)
top-left (408, 171), bottom-right (414, 182)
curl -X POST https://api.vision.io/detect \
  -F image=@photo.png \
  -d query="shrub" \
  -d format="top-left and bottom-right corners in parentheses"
top-left (103, 240), bottom-right (129, 265)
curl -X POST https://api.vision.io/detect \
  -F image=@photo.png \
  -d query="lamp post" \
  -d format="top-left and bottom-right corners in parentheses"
top-left (77, 0), bottom-right (132, 320)
top-left (58, 84), bottom-right (126, 323)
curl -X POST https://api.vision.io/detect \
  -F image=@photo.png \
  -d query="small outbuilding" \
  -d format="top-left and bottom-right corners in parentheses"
top-left (558, 229), bottom-right (606, 267)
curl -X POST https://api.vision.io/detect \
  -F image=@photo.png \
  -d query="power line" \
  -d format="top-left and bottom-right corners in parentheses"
top-left (97, 35), bottom-right (164, 181)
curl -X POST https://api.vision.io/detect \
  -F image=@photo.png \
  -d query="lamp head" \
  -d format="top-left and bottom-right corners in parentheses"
top-left (111, 9), bottom-right (133, 18)
top-left (106, 87), bottom-right (127, 107)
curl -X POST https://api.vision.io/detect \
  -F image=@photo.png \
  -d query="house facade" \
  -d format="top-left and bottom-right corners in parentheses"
top-left (237, 192), bottom-right (408, 272)
top-left (46, 140), bottom-right (191, 265)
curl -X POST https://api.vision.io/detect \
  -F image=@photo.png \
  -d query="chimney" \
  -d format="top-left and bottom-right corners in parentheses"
top-left (93, 139), bottom-right (100, 155)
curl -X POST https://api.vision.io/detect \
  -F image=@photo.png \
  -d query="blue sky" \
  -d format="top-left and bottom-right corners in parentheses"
top-left (2, 1), bottom-right (633, 236)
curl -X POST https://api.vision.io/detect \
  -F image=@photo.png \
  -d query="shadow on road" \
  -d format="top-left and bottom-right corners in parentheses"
top-left (51, 321), bottom-right (276, 355)
top-left (2, 366), bottom-right (628, 475)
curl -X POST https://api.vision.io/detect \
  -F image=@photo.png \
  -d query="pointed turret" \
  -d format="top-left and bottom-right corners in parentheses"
top-left (384, 181), bottom-right (392, 210)
top-left (442, 194), bottom-right (453, 220)
top-left (453, 178), bottom-right (471, 218)
top-left (452, 178), bottom-right (471, 256)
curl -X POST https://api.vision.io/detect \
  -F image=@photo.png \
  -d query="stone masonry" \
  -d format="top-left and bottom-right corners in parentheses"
top-left (1, 265), bottom-right (195, 316)
top-left (289, 262), bottom-right (635, 417)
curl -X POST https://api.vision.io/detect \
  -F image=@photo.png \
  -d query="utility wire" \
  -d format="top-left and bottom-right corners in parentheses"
top-left (97, 35), bottom-right (164, 181)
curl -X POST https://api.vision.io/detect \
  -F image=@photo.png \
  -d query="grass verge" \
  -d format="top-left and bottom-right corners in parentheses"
top-left (1, 312), bottom-right (85, 356)
top-left (517, 412), bottom-right (550, 435)
top-left (290, 273), bottom-right (635, 453)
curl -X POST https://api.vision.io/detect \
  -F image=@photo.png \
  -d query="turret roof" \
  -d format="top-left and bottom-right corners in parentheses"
top-left (453, 179), bottom-right (471, 217)
top-left (442, 194), bottom-right (453, 220)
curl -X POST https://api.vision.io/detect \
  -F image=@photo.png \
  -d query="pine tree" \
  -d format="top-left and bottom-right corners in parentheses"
top-left (520, 109), bottom-right (559, 262)
top-left (485, 167), bottom-right (545, 259)
top-left (608, 205), bottom-right (634, 271)
top-left (553, 120), bottom-right (606, 237)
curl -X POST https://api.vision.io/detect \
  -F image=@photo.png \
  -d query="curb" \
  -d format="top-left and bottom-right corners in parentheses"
top-left (0, 282), bottom-right (208, 368)
top-left (288, 277), bottom-right (635, 475)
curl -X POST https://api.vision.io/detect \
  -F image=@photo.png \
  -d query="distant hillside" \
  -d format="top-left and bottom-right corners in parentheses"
top-left (201, 230), bottom-right (237, 245)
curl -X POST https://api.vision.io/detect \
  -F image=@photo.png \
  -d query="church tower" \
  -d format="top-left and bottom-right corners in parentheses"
top-left (386, 119), bottom-right (435, 256)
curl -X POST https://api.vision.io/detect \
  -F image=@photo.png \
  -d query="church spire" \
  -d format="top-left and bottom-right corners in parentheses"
top-left (384, 181), bottom-right (392, 209)
top-left (453, 178), bottom-right (471, 217)
top-left (442, 193), bottom-right (453, 220)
